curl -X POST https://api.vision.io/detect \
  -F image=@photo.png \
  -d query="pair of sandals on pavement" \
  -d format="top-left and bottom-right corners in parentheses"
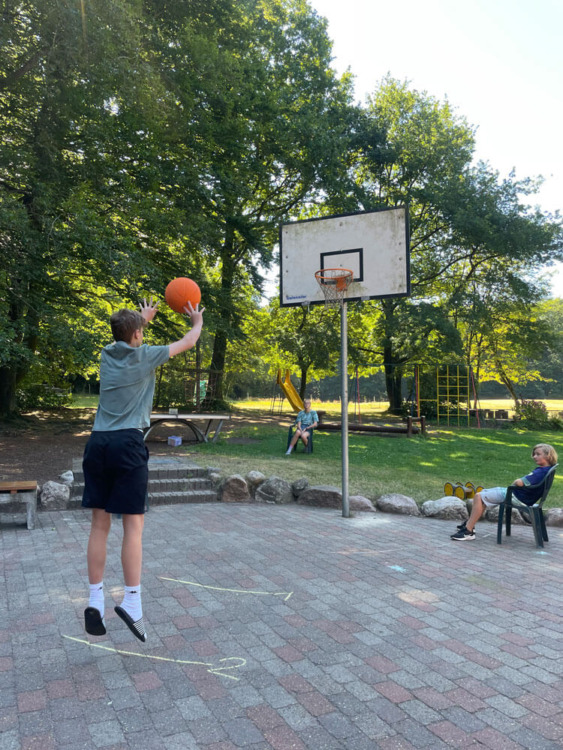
top-left (84, 605), bottom-right (147, 642)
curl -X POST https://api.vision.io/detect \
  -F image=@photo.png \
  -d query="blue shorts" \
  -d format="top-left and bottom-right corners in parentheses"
top-left (82, 429), bottom-right (149, 515)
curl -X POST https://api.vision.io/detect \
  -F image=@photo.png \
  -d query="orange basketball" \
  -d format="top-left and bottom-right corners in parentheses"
top-left (165, 277), bottom-right (201, 313)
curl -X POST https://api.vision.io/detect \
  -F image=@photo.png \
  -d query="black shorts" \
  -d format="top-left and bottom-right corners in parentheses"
top-left (82, 429), bottom-right (149, 515)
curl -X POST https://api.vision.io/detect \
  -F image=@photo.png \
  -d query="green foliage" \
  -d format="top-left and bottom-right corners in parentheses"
top-left (0, 0), bottom-right (356, 414)
top-left (346, 78), bottom-right (563, 411)
top-left (548, 417), bottom-right (563, 431)
top-left (515, 399), bottom-right (549, 429)
top-left (247, 300), bottom-right (343, 395)
top-left (0, 0), bottom-right (174, 413)
top-left (16, 385), bottom-right (71, 412)
top-left (2, 5), bottom-right (563, 419)
top-left (529, 299), bottom-right (563, 398)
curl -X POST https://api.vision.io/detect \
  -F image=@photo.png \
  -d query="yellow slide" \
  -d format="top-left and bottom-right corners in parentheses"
top-left (276, 369), bottom-right (304, 412)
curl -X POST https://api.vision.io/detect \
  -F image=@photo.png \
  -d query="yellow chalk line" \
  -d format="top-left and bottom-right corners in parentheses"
top-left (160, 576), bottom-right (293, 601)
top-left (62, 635), bottom-right (245, 680)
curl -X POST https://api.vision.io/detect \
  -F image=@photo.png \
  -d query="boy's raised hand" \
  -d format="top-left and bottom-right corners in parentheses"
top-left (183, 301), bottom-right (205, 327)
top-left (168, 302), bottom-right (205, 358)
top-left (139, 297), bottom-right (159, 323)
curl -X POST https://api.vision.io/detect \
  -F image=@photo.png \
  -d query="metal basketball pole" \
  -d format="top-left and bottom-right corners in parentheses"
top-left (340, 300), bottom-right (349, 518)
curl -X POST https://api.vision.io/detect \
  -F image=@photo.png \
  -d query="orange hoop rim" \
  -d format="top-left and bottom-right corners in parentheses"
top-left (315, 268), bottom-right (354, 291)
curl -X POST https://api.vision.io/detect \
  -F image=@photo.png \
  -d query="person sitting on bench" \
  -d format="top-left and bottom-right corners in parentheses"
top-left (286, 398), bottom-right (318, 455)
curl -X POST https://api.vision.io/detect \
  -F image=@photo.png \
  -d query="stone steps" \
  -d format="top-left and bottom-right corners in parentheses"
top-left (69, 456), bottom-right (218, 508)
top-left (71, 477), bottom-right (214, 495)
top-left (147, 489), bottom-right (218, 506)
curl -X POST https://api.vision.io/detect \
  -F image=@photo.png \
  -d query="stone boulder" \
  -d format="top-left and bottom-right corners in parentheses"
top-left (422, 497), bottom-right (468, 521)
top-left (291, 477), bottom-right (309, 499)
top-left (59, 470), bottom-right (74, 484)
top-left (486, 506), bottom-right (525, 524)
top-left (255, 476), bottom-right (293, 504)
top-left (40, 481), bottom-right (70, 510)
top-left (208, 472), bottom-right (223, 488)
top-left (376, 493), bottom-right (420, 516)
top-left (297, 485), bottom-right (341, 509)
top-left (245, 471), bottom-right (266, 497)
top-left (219, 475), bottom-right (250, 503)
top-left (547, 508), bottom-right (563, 526)
top-left (349, 495), bottom-right (376, 513)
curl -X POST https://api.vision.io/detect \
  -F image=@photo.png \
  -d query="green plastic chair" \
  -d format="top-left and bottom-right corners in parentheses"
top-left (497, 464), bottom-right (557, 548)
top-left (286, 424), bottom-right (314, 454)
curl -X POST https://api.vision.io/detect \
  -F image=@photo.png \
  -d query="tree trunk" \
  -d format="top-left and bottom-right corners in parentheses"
top-left (154, 364), bottom-right (164, 409)
top-left (380, 300), bottom-right (403, 414)
top-left (495, 359), bottom-right (520, 407)
top-left (298, 364), bottom-right (309, 400)
top-left (0, 293), bottom-right (36, 417)
top-left (383, 360), bottom-right (403, 414)
top-left (204, 329), bottom-right (229, 409)
top-left (0, 366), bottom-right (18, 417)
top-left (202, 235), bottom-right (236, 410)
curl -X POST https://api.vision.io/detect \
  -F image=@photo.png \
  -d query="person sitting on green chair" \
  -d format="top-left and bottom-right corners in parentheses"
top-left (450, 443), bottom-right (557, 541)
top-left (286, 398), bottom-right (318, 455)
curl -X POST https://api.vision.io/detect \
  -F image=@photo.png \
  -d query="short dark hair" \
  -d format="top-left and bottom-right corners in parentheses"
top-left (110, 309), bottom-right (146, 342)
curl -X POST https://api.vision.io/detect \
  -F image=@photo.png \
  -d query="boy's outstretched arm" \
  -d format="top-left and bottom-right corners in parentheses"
top-left (169, 302), bottom-right (205, 358)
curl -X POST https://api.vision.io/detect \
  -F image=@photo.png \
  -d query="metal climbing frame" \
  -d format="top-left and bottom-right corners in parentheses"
top-left (414, 364), bottom-right (474, 426)
top-left (436, 365), bottom-right (471, 426)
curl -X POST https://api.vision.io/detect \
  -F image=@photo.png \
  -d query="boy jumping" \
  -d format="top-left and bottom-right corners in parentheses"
top-left (82, 298), bottom-right (204, 641)
top-left (451, 443), bottom-right (557, 541)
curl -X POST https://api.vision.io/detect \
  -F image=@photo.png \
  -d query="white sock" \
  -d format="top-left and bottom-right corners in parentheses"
top-left (121, 584), bottom-right (142, 622)
top-left (88, 582), bottom-right (104, 617)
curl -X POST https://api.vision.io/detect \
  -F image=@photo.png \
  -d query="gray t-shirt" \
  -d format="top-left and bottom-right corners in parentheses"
top-left (93, 341), bottom-right (170, 431)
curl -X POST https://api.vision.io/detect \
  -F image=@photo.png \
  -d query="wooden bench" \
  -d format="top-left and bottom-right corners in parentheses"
top-left (316, 415), bottom-right (427, 438)
top-left (144, 413), bottom-right (230, 443)
top-left (0, 481), bottom-right (37, 530)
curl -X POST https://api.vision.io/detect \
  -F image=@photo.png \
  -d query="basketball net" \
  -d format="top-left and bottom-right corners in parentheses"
top-left (315, 268), bottom-right (354, 308)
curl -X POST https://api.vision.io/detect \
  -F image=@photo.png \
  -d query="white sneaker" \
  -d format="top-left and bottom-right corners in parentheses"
top-left (285, 448), bottom-right (292, 455)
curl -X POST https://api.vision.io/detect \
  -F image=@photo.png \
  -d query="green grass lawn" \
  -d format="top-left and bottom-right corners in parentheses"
top-left (185, 421), bottom-right (563, 508)
top-left (69, 394), bottom-right (563, 507)
top-left (70, 394), bottom-right (563, 418)
top-left (69, 394), bottom-right (99, 409)
top-left (237, 397), bottom-right (563, 419)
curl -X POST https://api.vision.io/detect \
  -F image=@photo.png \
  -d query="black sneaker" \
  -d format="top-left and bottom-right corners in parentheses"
top-left (451, 527), bottom-right (475, 541)
top-left (457, 520), bottom-right (468, 530)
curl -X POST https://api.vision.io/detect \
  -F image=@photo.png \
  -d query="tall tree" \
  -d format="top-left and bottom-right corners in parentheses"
top-left (140, 0), bottom-right (355, 407)
top-left (1, 0), bottom-right (355, 415)
top-left (348, 79), bottom-right (563, 412)
top-left (0, 0), bottom-right (176, 415)
top-left (532, 299), bottom-right (563, 398)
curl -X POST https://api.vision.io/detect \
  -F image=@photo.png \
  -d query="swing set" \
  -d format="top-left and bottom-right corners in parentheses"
top-left (271, 362), bottom-right (484, 428)
top-left (347, 362), bottom-right (484, 427)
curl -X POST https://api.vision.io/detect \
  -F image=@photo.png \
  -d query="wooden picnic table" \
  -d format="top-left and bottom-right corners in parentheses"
top-left (144, 413), bottom-right (230, 443)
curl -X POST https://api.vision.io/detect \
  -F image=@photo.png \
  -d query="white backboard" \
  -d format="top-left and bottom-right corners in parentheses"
top-left (279, 207), bottom-right (409, 307)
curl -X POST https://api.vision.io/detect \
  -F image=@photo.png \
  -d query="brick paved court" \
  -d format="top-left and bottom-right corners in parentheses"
top-left (1, 500), bottom-right (562, 749)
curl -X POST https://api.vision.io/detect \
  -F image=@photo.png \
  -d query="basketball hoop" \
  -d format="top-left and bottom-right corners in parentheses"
top-left (315, 268), bottom-right (354, 308)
